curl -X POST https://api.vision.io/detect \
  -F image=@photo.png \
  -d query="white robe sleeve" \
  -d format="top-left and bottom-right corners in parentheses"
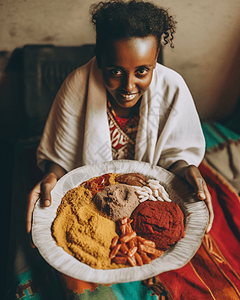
top-left (135, 64), bottom-right (205, 169)
top-left (36, 60), bottom-right (92, 172)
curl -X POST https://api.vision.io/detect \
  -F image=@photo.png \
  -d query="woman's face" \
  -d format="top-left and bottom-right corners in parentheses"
top-left (97, 35), bottom-right (159, 116)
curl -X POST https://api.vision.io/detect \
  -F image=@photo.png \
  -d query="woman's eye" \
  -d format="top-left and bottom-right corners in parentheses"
top-left (136, 68), bottom-right (149, 76)
top-left (110, 69), bottom-right (122, 76)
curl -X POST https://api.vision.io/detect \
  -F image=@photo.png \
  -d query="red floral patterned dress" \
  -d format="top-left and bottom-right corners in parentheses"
top-left (107, 100), bottom-right (139, 160)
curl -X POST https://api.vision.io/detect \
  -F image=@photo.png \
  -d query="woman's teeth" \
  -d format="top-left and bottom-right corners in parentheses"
top-left (120, 93), bottom-right (137, 100)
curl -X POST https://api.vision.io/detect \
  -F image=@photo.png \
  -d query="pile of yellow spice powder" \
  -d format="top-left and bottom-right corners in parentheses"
top-left (51, 185), bottom-right (120, 269)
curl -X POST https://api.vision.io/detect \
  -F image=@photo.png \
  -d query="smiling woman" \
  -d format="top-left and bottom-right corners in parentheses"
top-left (26, 0), bottom-right (214, 299)
top-left (98, 36), bottom-right (158, 117)
top-left (91, 0), bottom-right (175, 117)
top-left (28, 0), bottom-right (213, 238)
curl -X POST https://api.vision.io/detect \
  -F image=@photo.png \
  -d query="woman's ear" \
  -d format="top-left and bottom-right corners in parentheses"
top-left (94, 46), bottom-right (102, 69)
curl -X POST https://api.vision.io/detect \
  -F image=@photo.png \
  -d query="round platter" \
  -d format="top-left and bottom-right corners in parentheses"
top-left (32, 160), bottom-right (209, 284)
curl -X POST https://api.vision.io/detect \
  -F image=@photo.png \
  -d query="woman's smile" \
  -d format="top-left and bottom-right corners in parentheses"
top-left (118, 91), bottom-right (139, 101)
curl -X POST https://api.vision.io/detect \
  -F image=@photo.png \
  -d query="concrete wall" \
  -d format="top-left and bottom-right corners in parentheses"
top-left (162, 0), bottom-right (240, 120)
top-left (1, 0), bottom-right (240, 120)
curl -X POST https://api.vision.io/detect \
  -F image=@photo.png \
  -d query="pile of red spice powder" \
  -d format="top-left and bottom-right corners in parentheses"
top-left (131, 200), bottom-right (185, 251)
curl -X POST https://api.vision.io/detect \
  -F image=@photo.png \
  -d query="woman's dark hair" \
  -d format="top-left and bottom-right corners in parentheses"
top-left (90, 0), bottom-right (177, 50)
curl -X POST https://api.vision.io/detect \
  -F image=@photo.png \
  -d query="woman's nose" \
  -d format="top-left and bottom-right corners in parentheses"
top-left (122, 74), bottom-right (136, 92)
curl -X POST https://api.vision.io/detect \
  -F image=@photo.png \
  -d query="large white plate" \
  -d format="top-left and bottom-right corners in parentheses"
top-left (32, 160), bottom-right (209, 284)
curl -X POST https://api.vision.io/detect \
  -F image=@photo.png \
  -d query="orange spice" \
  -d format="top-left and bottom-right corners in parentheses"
top-left (52, 185), bottom-right (122, 269)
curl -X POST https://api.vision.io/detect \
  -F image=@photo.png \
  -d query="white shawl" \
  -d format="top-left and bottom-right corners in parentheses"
top-left (37, 57), bottom-right (205, 172)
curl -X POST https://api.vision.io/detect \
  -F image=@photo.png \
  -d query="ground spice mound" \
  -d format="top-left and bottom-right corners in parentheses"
top-left (131, 200), bottom-right (185, 251)
top-left (93, 183), bottom-right (140, 222)
top-left (52, 185), bottom-right (120, 269)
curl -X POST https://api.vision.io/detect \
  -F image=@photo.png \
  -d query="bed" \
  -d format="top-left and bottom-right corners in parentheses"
top-left (2, 45), bottom-right (240, 300)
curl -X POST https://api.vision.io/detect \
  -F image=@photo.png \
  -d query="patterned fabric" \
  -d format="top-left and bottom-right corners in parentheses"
top-left (201, 121), bottom-right (240, 151)
top-left (5, 261), bottom-right (65, 300)
top-left (58, 274), bottom-right (158, 300)
top-left (202, 121), bottom-right (240, 194)
top-left (5, 262), bottom-right (158, 300)
top-left (107, 100), bottom-right (139, 160)
top-left (154, 160), bottom-right (240, 299)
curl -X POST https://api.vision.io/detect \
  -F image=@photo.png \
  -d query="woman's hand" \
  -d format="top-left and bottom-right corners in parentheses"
top-left (168, 160), bottom-right (214, 233)
top-left (183, 165), bottom-right (214, 233)
top-left (26, 161), bottom-right (66, 247)
top-left (26, 173), bottom-right (58, 246)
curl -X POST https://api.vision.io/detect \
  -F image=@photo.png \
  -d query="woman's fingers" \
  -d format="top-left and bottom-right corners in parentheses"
top-left (195, 178), bottom-right (206, 200)
top-left (41, 182), bottom-right (54, 207)
top-left (202, 183), bottom-right (214, 233)
top-left (40, 173), bottom-right (58, 206)
top-left (26, 173), bottom-right (57, 236)
top-left (193, 175), bottom-right (214, 232)
top-left (26, 183), bottom-right (41, 234)
top-left (184, 165), bottom-right (214, 233)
